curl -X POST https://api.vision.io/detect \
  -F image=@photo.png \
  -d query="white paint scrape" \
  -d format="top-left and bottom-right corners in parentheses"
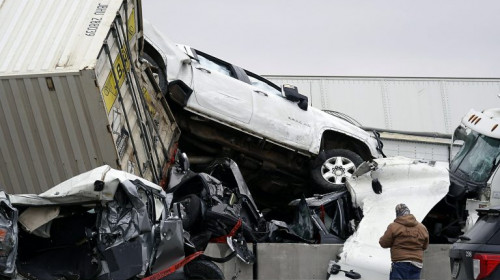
top-left (329, 157), bottom-right (450, 280)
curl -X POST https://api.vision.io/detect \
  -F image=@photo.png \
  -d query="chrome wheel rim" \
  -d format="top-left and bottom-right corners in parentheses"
top-left (320, 156), bottom-right (356, 184)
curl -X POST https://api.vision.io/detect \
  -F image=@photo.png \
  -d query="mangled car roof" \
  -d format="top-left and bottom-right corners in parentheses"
top-left (10, 165), bottom-right (163, 206)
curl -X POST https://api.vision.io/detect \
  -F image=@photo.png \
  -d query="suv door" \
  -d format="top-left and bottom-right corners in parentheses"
top-left (187, 51), bottom-right (254, 124)
top-left (246, 71), bottom-right (312, 149)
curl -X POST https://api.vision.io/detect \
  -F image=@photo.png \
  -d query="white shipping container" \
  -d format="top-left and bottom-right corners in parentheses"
top-left (266, 76), bottom-right (500, 135)
top-left (0, 0), bottom-right (180, 193)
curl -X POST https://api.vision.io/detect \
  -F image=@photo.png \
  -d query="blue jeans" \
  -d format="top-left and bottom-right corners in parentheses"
top-left (390, 262), bottom-right (421, 280)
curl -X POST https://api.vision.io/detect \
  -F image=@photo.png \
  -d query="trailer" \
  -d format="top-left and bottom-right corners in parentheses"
top-left (0, 0), bottom-right (180, 194)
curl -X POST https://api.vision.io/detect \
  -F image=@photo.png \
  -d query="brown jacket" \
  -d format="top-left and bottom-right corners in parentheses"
top-left (379, 214), bottom-right (429, 263)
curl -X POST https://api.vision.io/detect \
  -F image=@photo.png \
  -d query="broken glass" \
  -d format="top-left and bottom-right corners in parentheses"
top-left (451, 131), bottom-right (500, 183)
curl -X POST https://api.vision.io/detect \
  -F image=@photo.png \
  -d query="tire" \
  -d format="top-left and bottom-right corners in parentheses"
top-left (311, 149), bottom-right (363, 193)
top-left (141, 52), bottom-right (168, 95)
top-left (184, 260), bottom-right (224, 280)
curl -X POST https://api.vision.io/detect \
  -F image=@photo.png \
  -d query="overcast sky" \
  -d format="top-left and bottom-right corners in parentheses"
top-left (142, 1), bottom-right (500, 78)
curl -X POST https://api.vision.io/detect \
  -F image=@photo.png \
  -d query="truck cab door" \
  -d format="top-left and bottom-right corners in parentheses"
top-left (187, 50), bottom-right (254, 124)
top-left (246, 72), bottom-right (312, 149)
top-left (488, 162), bottom-right (500, 206)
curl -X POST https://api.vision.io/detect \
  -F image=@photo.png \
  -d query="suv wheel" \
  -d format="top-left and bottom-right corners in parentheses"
top-left (311, 149), bottom-right (363, 192)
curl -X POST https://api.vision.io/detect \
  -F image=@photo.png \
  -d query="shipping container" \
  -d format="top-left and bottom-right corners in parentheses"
top-left (266, 75), bottom-right (500, 135)
top-left (0, 0), bottom-right (180, 194)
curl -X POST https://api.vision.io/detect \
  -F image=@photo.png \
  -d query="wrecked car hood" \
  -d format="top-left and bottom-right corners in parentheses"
top-left (329, 157), bottom-right (449, 280)
top-left (10, 165), bottom-right (163, 205)
top-left (2, 166), bottom-right (186, 279)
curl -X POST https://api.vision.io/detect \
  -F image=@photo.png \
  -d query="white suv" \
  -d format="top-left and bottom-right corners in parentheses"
top-left (143, 22), bottom-right (384, 195)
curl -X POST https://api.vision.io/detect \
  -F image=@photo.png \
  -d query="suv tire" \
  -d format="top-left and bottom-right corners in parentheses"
top-left (311, 149), bottom-right (363, 192)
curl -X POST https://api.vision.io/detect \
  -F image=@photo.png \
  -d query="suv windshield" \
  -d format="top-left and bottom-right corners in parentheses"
top-left (450, 130), bottom-right (500, 183)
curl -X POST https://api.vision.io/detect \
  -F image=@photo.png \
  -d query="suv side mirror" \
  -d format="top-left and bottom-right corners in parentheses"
top-left (178, 152), bottom-right (190, 173)
top-left (282, 84), bottom-right (308, 111)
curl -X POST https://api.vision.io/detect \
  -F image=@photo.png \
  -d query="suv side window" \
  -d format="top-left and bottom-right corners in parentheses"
top-left (246, 71), bottom-right (282, 97)
top-left (485, 213), bottom-right (500, 245)
top-left (487, 228), bottom-right (500, 245)
top-left (196, 51), bottom-right (236, 78)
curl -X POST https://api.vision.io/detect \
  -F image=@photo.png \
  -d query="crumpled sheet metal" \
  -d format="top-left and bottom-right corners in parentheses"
top-left (98, 180), bottom-right (154, 277)
top-left (99, 180), bottom-right (152, 248)
top-left (329, 157), bottom-right (450, 280)
top-left (143, 20), bottom-right (193, 84)
top-left (150, 218), bottom-right (185, 274)
top-left (0, 191), bottom-right (18, 277)
top-left (289, 191), bottom-right (347, 207)
top-left (11, 165), bottom-right (163, 205)
top-left (18, 206), bottom-right (59, 234)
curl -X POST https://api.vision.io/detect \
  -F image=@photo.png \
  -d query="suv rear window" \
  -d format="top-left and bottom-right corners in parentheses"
top-left (463, 213), bottom-right (500, 244)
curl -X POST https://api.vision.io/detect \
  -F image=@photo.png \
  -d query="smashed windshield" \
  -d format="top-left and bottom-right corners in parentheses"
top-left (450, 130), bottom-right (500, 183)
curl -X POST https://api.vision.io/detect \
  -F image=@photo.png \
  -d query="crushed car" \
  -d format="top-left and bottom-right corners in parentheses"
top-left (0, 166), bottom-right (224, 280)
top-left (164, 154), bottom-right (453, 279)
top-left (0, 153), bottom-right (362, 280)
top-left (141, 21), bottom-right (385, 206)
top-left (166, 153), bottom-right (359, 246)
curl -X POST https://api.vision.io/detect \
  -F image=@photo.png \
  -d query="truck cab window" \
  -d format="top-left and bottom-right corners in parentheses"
top-left (451, 131), bottom-right (500, 183)
top-left (196, 52), bottom-right (235, 78)
top-left (247, 72), bottom-right (282, 97)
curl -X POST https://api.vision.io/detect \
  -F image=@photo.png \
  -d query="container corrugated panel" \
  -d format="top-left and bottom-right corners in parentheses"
top-left (0, 0), bottom-right (179, 194)
top-left (266, 76), bottom-right (500, 135)
top-left (0, 0), bottom-right (124, 75)
top-left (0, 72), bottom-right (115, 194)
top-left (382, 139), bottom-right (450, 162)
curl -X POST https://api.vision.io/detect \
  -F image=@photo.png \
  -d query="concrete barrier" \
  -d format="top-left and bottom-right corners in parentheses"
top-left (205, 243), bottom-right (451, 279)
top-left (422, 245), bottom-right (452, 280)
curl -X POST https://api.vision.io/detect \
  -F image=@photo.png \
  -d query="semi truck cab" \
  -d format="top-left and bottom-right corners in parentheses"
top-left (450, 108), bottom-right (500, 229)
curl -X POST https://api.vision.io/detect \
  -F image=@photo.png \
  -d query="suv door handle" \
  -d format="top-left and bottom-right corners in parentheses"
top-left (195, 67), bottom-right (211, 74)
top-left (254, 90), bottom-right (268, 97)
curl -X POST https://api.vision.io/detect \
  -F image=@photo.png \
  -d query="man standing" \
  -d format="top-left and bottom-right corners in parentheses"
top-left (379, 203), bottom-right (429, 280)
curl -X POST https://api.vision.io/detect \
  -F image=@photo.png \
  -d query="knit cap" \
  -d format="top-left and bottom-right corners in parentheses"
top-left (395, 203), bottom-right (410, 217)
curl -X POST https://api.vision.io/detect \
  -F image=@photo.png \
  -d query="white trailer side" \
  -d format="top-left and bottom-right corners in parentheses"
top-left (266, 76), bottom-right (500, 161)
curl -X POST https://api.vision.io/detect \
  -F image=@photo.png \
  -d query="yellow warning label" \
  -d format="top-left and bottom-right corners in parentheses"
top-left (142, 86), bottom-right (156, 116)
top-left (127, 9), bottom-right (136, 41)
top-left (102, 9), bottom-right (137, 114)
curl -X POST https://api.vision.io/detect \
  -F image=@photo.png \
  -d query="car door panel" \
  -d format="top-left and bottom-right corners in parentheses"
top-left (188, 57), bottom-right (254, 124)
top-left (249, 78), bottom-right (313, 150)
